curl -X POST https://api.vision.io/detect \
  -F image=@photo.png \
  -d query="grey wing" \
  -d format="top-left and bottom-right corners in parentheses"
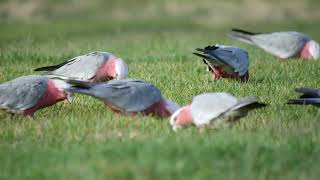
top-left (0, 75), bottom-right (48, 111)
top-left (190, 93), bottom-right (238, 126)
top-left (251, 32), bottom-right (309, 58)
top-left (210, 46), bottom-right (250, 76)
top-left (49, 52), bottom-right (111, 80)
top-left (92, 79), bottom-right (162, 112)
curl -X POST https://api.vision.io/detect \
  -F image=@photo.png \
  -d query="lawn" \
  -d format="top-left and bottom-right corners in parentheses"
top-left (0, 0), bottom-right (320, 179)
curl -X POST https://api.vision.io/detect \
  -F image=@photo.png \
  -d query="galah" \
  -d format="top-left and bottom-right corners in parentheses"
top-left (170, 93), bottom-right (266, 131)
top-left (287, 87), bottom-right (320, 106)
top-left (66, 79), bottom-right (180, 118)
top-left (34, 51), bottom-right (129, 82)
top-left (228, 28), bottom-right (320, 60)
top-left (193, 45), bottom-right (250, 81)
top-left (0, 75), bottom-right (71, 116)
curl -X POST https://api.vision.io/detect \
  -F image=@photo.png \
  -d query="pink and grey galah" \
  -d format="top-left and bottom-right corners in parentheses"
top-left (34, 51), bottom-right (129, 82)
top-left (287, 87), bottom-right (320, 107)
top-left (66, 79), bottom-right (180, 118)
top-left (0, 75), bottom-right (71, 117)
top-left (228, 29), bottom-right (320, 60)
top-left (193, 45), bottom-right (250, 81)
top-left (170, 93), bottom-right (266, 131)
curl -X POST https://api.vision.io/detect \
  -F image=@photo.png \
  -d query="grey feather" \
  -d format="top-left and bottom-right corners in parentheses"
top-left (287, 87), bottom-right (320, 106)
top-left (35, 51), bottom-right (112, 80)
top-left (287, 98), bottom-right (320, 107)
top-left (228, 29), bottom-right (310, 58)
top-left (0, 75), bottom-right (48, 112)
top-left (225, 96), bottom-right (266, 120)
top-left (227, 31), bottom-right (254, 44)
top-left (194, 45), bottom-right (250, 76)
top-left (295, 87), bottom-right (320, 98)
top-left (67, 79), bottom-right (162, 112)
top-left (190, 93), bottom-right (265, 126)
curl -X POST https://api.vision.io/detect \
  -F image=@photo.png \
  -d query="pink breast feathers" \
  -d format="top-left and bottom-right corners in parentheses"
top-left (212, 66), bottom-right (249, 82)
top-left (23, 80), bottom-right (67, 116)
top-left (104, 99), bottom-right (174, 118)
top-left (174, 105), bottom-right (193, 126)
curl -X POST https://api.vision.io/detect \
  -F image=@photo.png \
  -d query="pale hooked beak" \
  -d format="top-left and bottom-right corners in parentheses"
top-left (170, 108), bottom-right (183, 132)
top-left (66, 93), bottom-right (73, 102)
top-left (115, 58), bottom-right (129, 80)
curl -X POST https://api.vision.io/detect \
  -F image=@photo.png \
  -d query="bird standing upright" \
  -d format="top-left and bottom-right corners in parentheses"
top-left (228, 29), bottom-right (320, 60)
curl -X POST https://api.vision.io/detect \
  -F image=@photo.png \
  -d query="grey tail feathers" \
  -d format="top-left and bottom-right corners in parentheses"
top-left (287, 99), bottom-right (320, 107)
top-left (295, 87), bottom-right (320, 98)
top-left (34, 60), bottom-right (73, 72)
top-left (34, 65), bottom-right (62, 71)
top-left (227, 28), bottom-right (258, 44)
top-left (231, 96), bottom-right (267, 111)
top-left (231, 29), bottom-right (258, 35)
top-left (192, 52), bottom-right (212, 60)
top-left (65, 80), bottom-right (96, 96)
top-left (66, 87), bottom-right (93, 96)
top-left (66, 79), bottom-right (95, 89)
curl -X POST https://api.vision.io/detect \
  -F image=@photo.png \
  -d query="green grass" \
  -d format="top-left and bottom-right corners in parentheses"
top-left (1, 0), bottom-right (320, 179)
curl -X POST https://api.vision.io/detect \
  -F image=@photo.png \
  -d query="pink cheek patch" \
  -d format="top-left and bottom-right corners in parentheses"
top-left (300, 42), bottom-right (312, 60)
top-left (95, 56), bottom-right (117, 81)
top-left (176, 106), bottom-right (193, 126)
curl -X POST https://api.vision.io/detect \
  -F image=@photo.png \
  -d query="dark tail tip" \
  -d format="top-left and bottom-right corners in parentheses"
top-left (231, 28), bottom-right (256, 35)
top-left (34, 65), bottom-right (61, 72)
top-left (66, 79), bottom-right (95, 89)
top-left (195, 48), bottom-right (205, 52)
top-left (246, 102), bottom-right (268, 110)
top-left (192, 52), bottom-right (210, 59)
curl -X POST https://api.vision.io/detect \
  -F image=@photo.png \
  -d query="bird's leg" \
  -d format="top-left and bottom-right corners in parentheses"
top-left (239, 71), bottom-right (249, 82)
top-left (212, 67), bottom-right (222, 80)
top-left (66, 92), bottom-right (73, 103)
top-left (26, 114), bottom-right (34, 120)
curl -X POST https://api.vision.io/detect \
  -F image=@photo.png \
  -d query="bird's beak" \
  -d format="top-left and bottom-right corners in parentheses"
top-left (170, 108), bottom-right (183, 132)
top-left (115, 58), bottom-right (129, 80)
top-left (66, 93), bottom-right (73, 103)
top-left (172, 124), bottom-right (182, 132)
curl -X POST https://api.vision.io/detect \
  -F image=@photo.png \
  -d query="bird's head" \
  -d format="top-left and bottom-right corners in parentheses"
top-left (170, 105), bottom-right (193, 131)
top-left (308, 40), bottom-right (320, 60)
top-left (114, 58), bottom-right (129, 80)
top-left (96, 56), bottom-right (129, 81)
top-left (49, 77), bottom-right (73, 102)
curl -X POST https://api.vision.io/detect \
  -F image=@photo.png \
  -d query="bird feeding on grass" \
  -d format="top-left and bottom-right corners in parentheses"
top-left (0, 75), bottom-right (71, 117)
top-left (193, 45), bottom-right (250, 82)
top-left (287, 87), bottom-right (320, 107)
top-left (34, 51), bottom-right (129, 82)
top-left (228, 29), bottom-right (320, 60)
top-left (66, 79), bottom-right (180, 118)
top-left (170, 93), bottom-right (266, 131)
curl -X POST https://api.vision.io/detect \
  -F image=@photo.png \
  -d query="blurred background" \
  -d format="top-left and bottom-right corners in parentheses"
top-left (1, 0), bottom-right (319, 24)
top-left (1, 0), bottom-right (320, 63)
